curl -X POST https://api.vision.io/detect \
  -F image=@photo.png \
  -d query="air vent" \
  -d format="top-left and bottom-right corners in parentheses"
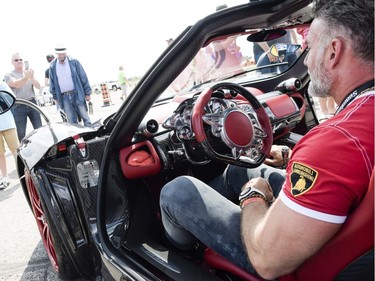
top-left (138, 119), bottom-right (159, 137)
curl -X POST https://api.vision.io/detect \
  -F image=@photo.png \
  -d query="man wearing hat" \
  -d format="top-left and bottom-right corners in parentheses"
top-left (49, 44), bottom-right (92, 126)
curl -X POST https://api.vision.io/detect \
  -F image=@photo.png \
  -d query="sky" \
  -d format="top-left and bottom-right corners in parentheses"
top-left (0, 0), bottom-right (245, 86)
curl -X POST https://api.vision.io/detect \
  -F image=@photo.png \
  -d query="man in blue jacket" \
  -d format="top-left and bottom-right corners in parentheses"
top-left (49, 44), bottom-right (91, 126)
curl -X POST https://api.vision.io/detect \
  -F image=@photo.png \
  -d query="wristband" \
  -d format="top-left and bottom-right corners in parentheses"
top-left (240, 196), bottom-right (267, 209)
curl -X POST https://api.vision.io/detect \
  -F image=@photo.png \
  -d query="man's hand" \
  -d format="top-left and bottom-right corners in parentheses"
top-left (85, 95), bottom-right (91, 102)
top-left (24, 69), bottom-right (33, 79)
top-left (264, 145), bottom-right (290, 168)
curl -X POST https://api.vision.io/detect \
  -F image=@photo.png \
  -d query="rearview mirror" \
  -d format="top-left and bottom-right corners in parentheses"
top-left (0, 90), bottom-right (16, 114)
top-left (247, 29), bottom-right (287, 42)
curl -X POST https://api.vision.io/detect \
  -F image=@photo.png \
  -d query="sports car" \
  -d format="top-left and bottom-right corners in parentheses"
top-left (1, 0), bottom-right (372, 280)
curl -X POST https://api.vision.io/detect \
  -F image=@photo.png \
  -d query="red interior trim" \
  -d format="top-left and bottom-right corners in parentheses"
top-left (244, 87), bottom-right (264, 96)
top-left (119, 141), bottom-right (161, 179)
top-left (204, 249), bottom-right (262, 281)
top-left (266, 94), bottom-right (297, 118)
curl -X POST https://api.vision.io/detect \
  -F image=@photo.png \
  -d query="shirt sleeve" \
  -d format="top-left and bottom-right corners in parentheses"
top-left (281, 123), bottom-right (371, 223)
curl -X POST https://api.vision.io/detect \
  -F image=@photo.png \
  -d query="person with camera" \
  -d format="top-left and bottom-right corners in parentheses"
top-left (4, 53), bottom-right (42, 142)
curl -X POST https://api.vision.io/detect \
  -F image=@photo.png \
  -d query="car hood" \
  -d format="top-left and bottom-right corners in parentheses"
top-left (18, 122), bottom-right (95, 170)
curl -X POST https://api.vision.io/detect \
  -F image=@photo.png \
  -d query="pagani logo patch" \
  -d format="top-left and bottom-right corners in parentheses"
top-left (290, 162), bottom-right (318, 196)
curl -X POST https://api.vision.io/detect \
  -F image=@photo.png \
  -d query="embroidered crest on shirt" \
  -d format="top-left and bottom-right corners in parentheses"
top-left (290, 162), bottom-right (318, 196)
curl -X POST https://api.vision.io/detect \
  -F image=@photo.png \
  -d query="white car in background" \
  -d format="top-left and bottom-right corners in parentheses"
top-left (92, 81), bottom-right (120, 95)
top-left (107, 80), bottom-right (121, 91)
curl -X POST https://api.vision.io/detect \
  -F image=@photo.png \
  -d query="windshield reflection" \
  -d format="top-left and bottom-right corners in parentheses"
top-left (167, 27), bottom-right (306, 95)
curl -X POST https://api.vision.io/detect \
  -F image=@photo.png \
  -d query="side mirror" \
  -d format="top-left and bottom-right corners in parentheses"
top-left (0, 90), bottom-right (16, 114)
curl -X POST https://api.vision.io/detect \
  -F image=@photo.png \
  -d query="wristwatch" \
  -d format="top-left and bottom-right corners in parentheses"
top-left (239, 186), bottom-right (267, 208)
top-left (281, 146), bottom-right (290, 169)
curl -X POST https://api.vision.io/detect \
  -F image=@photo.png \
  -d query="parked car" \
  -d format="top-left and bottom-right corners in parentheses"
top-left (1, 1), bottom-right (371, 281)
top-left (107, 80), bottom-right (121, 91)
top-left (92, 81), bottom-right (120, 95)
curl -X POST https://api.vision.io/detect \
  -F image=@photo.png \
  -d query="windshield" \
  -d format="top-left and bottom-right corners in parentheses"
top-left (167, 27), bottom-right (306, 95)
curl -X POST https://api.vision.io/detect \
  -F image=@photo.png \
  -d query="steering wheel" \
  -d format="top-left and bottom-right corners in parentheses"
top-left (191, 82), bottom-right (272, 168)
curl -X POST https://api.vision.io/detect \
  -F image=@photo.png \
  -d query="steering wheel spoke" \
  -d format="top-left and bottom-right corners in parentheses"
top-left (202, 112), bottom-right (224, 137)
top-left (254, 124), bottom-right (268, 139)
top-left (231, 147), bottom-right (242, 160)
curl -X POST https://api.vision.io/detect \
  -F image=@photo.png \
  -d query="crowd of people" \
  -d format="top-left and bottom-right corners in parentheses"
top-left (0, 44), bottom-right (129, 189)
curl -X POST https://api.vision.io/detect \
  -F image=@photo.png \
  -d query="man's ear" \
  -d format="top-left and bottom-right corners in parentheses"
top-left (328, 37), bottom-right (345, 68)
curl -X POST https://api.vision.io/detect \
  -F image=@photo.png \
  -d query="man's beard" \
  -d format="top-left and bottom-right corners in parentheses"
top-left (308, 50), bottom-right (332, 98)
top-left (59, 56), bottom-right (67, 63)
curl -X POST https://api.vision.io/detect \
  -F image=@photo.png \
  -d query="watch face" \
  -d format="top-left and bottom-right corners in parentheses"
top-left (239, 187), bottom-right (252, 201)
top-left (239, 186), bottom-right (266, 202)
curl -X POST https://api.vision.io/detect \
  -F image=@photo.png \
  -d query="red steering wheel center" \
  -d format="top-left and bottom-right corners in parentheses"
top-left (223, 110), bottom-right (254, 147)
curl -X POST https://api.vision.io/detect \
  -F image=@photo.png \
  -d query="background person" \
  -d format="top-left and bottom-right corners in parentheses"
top-left (318, 96), bottom-right (336, 121)
top-left (118, 65), bottom-right (130, 100)
top-left (159, 0), bottom-right (374, 279)
top-left (0, 82), bottom-right (19, 189)
top-left (49, 44), bottom-right (91, 126)
top-left (44, 54), bottom-right (55, 86)
top-left (255, 30), bottom-right (299, 74)
top-left (211, 3), bottom-right (243, 76)
top-left (4, 53), bottom-right (42, 142)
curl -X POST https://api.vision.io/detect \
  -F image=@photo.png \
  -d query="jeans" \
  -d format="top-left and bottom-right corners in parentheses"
top-left (160, 164), bottom-right (286, 274)
top-left (121, 84), bottom-right (128, 99)
top-left (62, 93), bottom-right (91, 126)
top-left (12, 99), bottom-right (42, 142)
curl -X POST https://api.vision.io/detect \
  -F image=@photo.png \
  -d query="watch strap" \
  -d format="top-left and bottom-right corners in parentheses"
top-left (239, 186), bottom-right (267, 207)
top-left (240, 197), bottom-right (267, 209)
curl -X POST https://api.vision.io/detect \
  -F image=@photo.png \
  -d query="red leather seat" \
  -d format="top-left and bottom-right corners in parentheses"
top-left (204, 248), bottom-right (263, 281)
top-left (204, 169), bottom-right (374, 281)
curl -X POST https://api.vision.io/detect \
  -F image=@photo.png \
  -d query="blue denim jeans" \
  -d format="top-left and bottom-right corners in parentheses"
top-left (62, 93), bottom-right (91, 126)
top-left (12, 98), bottom-right (42, 142)
top-left (160, 164), bottom-right (286, 274)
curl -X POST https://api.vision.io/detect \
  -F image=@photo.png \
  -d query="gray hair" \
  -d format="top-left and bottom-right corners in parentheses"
top-left (313, 0), bottom-right (374, 65)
